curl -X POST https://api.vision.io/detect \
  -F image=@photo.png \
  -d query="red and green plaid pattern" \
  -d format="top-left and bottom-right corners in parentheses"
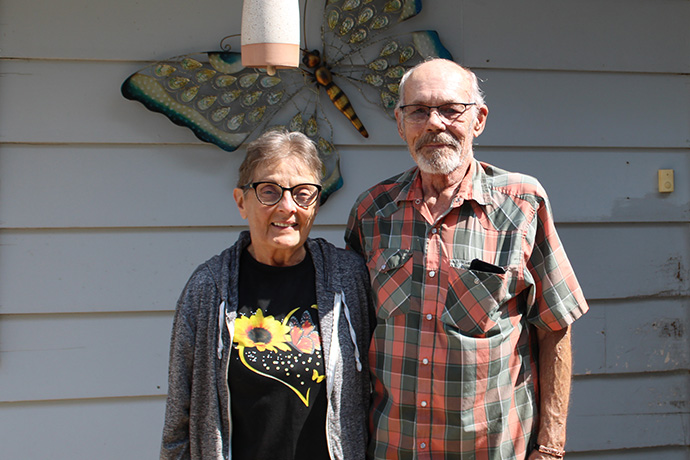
top-left (345, 161), bottom-right (588, 459)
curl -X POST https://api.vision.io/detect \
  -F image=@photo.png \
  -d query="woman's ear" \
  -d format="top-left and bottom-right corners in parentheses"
top-left (233, 188), bottom-right (248, 219)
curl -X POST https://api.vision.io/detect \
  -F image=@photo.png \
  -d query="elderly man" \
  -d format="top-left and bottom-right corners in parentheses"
top-left (345, 59), bottom-right (589, 460)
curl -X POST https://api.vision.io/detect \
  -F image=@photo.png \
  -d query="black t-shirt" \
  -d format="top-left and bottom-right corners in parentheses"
top-left (229, 249), bottom-right (330, 460)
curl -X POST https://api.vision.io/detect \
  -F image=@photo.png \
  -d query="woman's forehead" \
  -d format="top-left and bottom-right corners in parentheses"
top-left (252, 157), bottom-right (319, 183)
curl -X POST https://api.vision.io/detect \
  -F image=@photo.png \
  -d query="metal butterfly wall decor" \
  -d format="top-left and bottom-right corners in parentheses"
top-left (121, 0), bottom-right (452, 203)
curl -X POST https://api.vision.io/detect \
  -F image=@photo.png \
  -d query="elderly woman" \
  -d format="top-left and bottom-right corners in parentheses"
top-left (160, 130), bottom-right (372, 460)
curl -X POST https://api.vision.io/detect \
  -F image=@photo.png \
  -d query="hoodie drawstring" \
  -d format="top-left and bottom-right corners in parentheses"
top-left (217, 300), bottom-right (226, 359)
top-left (328, 292), bottom-right (362, 392)
top-left (341, 293), bottom-right (363, 372)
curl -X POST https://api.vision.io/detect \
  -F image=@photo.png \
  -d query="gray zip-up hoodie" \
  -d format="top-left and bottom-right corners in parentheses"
top-left (161, 232), bottom-right (372, 460)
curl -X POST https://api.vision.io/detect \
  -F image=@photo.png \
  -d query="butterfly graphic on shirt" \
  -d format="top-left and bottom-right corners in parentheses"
top-left (121, 0), bottom-right (452, 203)
top-left (233, 307), bottom-right (324, 406)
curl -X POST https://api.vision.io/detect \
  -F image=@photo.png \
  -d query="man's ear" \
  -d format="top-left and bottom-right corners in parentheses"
top-left (395, 108), bottom-right (405, 140)
top-left (233, 188), bottom-right (248, 219)
top-left (473, 105), bottom-right (489, 138)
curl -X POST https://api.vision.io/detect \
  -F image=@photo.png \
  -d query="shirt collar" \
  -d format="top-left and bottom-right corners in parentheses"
top-left (395, 160), bottom-right (492, 207)
top-left (390, 167), bottom-right (421, 204)
top-left (467, 160), bottom-right (492, 206)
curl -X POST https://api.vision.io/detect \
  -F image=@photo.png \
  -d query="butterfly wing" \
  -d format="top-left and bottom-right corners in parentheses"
top-left (121, 52), bottom-right (306, 152)
top-left (323, 0), bottom-right (425, 61)
top-left (321, 0), bottom-right (452, 115)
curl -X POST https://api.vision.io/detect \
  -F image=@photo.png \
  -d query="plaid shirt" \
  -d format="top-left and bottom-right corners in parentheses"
top-left (345, 160), bottom-right (588, 460)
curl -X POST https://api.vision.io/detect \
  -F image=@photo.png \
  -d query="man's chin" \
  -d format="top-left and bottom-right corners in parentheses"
top-left (416, 157), bottom-right (462, 175)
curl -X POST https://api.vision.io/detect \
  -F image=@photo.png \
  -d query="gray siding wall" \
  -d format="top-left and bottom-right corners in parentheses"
top-left (1, 0), bottom-right (688, 458)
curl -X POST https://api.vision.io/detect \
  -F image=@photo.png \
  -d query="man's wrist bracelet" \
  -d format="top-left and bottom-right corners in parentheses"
top-left (537, 445), bottom-right (565, 458)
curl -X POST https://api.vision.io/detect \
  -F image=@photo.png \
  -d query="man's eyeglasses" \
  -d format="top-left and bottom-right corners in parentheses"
top-left (399, 102), bottom-right (476, 125)
top-left (243, 181), bottom-right (322, 209)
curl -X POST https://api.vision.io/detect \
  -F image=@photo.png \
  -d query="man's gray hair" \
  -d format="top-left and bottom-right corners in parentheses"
top-left (395, 59), bottom-right (485, 109)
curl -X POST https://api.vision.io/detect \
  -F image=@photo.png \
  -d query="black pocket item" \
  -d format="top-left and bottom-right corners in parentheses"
top-left (468, 258), bottom-right (506, 274)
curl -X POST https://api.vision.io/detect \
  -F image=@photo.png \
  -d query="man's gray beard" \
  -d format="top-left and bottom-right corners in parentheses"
top-left (410, 132), bottom-right (468, 175)
top-left (414, 148), bottom-right (465, 175)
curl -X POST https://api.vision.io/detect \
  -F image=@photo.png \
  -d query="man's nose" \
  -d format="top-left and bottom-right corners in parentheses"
top-left (426, 108), bottom-right (447, 130)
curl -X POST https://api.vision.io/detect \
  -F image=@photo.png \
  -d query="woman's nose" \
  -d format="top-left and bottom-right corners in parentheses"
top-left (275, 190), bottom-right (298, 211)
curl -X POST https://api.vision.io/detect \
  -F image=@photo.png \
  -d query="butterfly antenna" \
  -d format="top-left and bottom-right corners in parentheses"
top-left (302, 0), bottom-right (310, 50)
top-left (219, 34), bottom-right (241, 51)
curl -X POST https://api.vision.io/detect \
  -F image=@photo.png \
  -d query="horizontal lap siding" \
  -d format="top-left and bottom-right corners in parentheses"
top-left (569, 372), bottom-right (689, 451)
top-left (0, 397), bottom-right (166, 459)
top-left (574, 299), bottom-right (689, 375)
top-left (2, 61), bottom-right (689, 148)
top-left (1, 299), bottom-right (685, 401)
top-left (1, 225), bottom-right (687, 314)
top-left (2, 145), bottom-right (689, 228)
top-left (0, 313), bottom-right (170, 402)
top-left (3, 0), bottom-right (689, 73)
top-left (1, 402), bottom-right (687, 460)
top-left (0, 228), bottom-right (245, 314)
top-left (0, 302), bottom-right (686, 455)
top-left (1, 0), bottom-right (688, 458)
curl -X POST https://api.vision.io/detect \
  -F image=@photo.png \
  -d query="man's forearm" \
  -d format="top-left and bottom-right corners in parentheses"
top-left (535, 326), bottom-right (572, 454)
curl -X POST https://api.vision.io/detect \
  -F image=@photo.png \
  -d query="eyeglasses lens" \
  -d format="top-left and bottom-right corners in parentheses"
top-left (255, 183), bottom-right (282, 205)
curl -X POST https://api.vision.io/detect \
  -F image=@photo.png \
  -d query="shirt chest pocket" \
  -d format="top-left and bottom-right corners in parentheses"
top-left (367, 248), bottom-right (413, 320)
top-left (441, 267), bottom-right (517, 336)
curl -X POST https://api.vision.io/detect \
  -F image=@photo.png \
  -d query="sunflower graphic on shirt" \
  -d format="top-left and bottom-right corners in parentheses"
top-left (233, 306), bottom-right (325, 406)
top-left (233, 308), bottom-right (291, 352)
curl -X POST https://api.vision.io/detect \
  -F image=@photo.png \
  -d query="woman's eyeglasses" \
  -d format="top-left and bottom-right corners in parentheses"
top-left (243, 182), bottom-right (322, 209)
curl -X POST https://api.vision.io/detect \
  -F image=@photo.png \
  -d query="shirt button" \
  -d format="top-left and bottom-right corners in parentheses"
top-left (426, 313), bottom-right (433, 320)
top-left (415, 199), bottom-right (421, 204)
top-left (422, 358), bottom-right (429, 365)
top-left (380, 263), bottom-right (386, 270)
top-left (429, 270), bottom-right (436, 278)
top-left (421, 401), bottom-right (428, 407)
top-left (474, 278), bottom-right (480, 284)
top-left (431, 228), bottom-right (437, 234)
top-left (420, 442), bottom-right (427, 449)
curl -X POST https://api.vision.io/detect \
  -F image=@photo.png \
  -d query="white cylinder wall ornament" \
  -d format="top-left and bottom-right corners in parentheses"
top-left (241, 0), bottom-right (301, 73)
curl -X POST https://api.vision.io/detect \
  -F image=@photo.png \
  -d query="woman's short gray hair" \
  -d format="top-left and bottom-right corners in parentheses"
top-left (237, 129), bottom-right (323, 188)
